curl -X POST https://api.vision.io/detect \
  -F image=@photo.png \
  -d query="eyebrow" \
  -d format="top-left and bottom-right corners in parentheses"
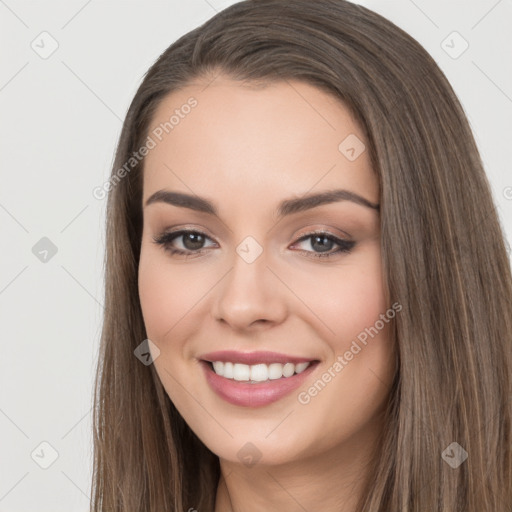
top-left (144, 188), bottom-right (380, 217)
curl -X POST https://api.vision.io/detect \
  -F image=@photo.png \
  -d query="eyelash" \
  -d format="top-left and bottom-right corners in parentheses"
top-left (152, 229), bottom-right (355, 260)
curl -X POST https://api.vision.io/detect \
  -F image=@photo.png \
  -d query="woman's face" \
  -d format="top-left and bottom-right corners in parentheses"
top-left (138, 76), bottom-right (397, 469)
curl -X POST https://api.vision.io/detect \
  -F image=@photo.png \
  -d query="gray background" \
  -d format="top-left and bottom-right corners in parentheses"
top-left (0, 0), bottom-right (511, 510)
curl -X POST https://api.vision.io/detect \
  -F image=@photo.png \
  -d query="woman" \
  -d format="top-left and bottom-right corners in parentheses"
top-left (91, 1), bottom-right (512, 510)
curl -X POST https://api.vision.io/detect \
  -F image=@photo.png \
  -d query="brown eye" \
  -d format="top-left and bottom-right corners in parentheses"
top-left (152, 229), bottom-right (355, 260)
top-left (180, 232), bottom-right (207, 250)
top-left (152, 229), bottom-right (216, 256)
top-left (291, 232), bottom-right (355, 259)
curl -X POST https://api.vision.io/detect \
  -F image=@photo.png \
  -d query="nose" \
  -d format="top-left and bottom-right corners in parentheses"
top-left (211, 247), bottom-right (288, 331)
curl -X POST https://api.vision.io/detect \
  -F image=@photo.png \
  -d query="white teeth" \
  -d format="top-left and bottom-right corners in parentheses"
top-left (223, 362), bottom-right (234, 379)
top-left (250, 364), bottom-right (268, 382)
top-left (233, 363), bottom-right (250, 381)
top-left (268, 363), bottom-right (283, 380)
top-left (210, 361), bottom-right (312, 381)
top-left (212, 361), bottom-right (224, 374)
top-left (295, 362), bottom-right (309, 374)
top-left (282, 362), bottom-right (295, 377)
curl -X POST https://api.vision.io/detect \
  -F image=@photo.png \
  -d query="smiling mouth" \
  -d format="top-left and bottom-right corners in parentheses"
top-left (203, 360), bottom-right (320, 383)
top-left (199, 355), bottom-right (321, 407)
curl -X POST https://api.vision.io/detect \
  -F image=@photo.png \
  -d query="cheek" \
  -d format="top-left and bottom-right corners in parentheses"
top-left (287, 259), bottom-right (395, 456)
top-left (138, 248), bottom-right (212, 342)
top-left (328, 268), bottom-right (388, 347)
top-left (138, 252), bottom-right (204, 411)
top-left (287, 245), bottom-right (394, 405)
top-left (138, 256), bottom-right (177, 340)
top-left (283, 244), bottom-right (388, 350)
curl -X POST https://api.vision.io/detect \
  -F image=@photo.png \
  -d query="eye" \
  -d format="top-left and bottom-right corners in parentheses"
top-left (152, 229), bottom-right (217, 257)
top-left (290, 231), bottom-right (355, 259)
top-left (152, 228), bottom-right (355, 260)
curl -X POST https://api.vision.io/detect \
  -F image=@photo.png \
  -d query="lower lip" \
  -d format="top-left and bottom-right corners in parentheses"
top-left (200, 360), bottom-right (319, 407)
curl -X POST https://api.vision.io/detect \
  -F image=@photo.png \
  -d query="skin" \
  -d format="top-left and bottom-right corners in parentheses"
top-left (138, 75), bottom-right (397, 511)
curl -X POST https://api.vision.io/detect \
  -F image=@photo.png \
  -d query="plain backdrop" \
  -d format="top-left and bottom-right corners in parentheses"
top-left (0, 1), bottom-right (511, 510)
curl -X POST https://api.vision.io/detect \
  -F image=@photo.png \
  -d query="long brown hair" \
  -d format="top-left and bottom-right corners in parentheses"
top-left (91, 1), bottom-right (512, 510)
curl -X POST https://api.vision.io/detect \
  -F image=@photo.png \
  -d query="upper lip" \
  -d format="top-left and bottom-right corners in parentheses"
top-left (200, 350), bottom-right (318, 365)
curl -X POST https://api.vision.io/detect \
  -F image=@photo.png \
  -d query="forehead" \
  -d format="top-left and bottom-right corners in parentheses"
top-left (142, 76), bottom-right (378, 211)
